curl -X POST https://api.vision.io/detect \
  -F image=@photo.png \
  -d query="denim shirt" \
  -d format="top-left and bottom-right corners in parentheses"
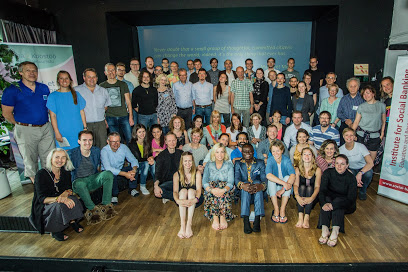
top-left (266, 155), bottom-right (295, 178)
top-left (67, 146), bottom-right (101, 182)
top-left (202, 161), bottom-right (234, 190)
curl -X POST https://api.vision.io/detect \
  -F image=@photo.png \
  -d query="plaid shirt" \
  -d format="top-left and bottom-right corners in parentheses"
top-left (231, 78), bottom-right (253, 110)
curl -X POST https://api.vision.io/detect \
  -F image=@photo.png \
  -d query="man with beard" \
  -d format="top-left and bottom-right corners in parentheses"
top-left (309, 111), bottom-right (340, 150)
top-left (230, 132), bottom-right (257, 163)
top-left (141, 56), bottom-right (154, 75)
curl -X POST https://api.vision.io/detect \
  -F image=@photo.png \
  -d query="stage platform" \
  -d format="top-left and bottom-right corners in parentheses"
top-left (0, 169), bottom-right (407, 271)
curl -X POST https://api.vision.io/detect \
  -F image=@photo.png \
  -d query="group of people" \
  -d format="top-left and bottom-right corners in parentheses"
top-left (0, 56), bottom-right (394, 246)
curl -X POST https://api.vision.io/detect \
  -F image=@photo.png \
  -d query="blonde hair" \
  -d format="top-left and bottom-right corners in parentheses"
top-left (210, 110), bottom-right (221, 125)
top-left (210, 143), bottom-right (229, 162)
top-left (269, 139), bottom-right (285, 153)
top-left (191, 127), bottom-right (203, 139)
top-left (178, 152), bottom-right (197, 188)
top-left (250, 113), bottom-right (262, 123)
top-left (155, 73), bottom-right (169, 86)
top-left (169, 116), bottom-right (186, 132)
top-left (45, 148), bottom-right (74, 171)
top-left (298, 147), bottom-right (318, 177)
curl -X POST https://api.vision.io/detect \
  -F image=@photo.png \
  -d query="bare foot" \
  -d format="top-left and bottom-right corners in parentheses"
top-left (177, 226), bottom-right (186, 239)
top-left (219, 216), bottom-right (228, 230)
top-left (302, 218), bottom-right (310, 229)
top-left (185, 224), bottom-right (193, 238)
top-left (295, 218), bottom-right (303, 228)
top-left (212, 217), bottom-right (220, 230)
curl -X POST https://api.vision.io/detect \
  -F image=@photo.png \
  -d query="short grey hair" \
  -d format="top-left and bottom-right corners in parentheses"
top-left (45, 148), bottom-right (74, 171)
top-left (104, 63), bottom-right (115, 72)
top-left (346, 77), bottom-right (360, 89)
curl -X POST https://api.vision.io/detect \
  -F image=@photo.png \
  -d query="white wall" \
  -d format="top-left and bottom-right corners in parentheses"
top-left (383, 0), bottom-right (408, 78)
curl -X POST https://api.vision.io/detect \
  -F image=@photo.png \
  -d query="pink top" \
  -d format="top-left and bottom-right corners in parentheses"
top-left (152, 139), bottom-right (166, 157)
top-left (316, 155), bottom-right (334, 173)
top-left (277, 128), bottom-right (283, 140)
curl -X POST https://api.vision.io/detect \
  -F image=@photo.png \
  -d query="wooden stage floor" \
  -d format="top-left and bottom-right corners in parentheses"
top-left (0, 169), bottom-right (407, 264)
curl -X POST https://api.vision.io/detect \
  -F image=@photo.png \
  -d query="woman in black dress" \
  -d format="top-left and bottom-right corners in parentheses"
top-left (30, 148), bottom-right (84, 241)
top-left (318, 154), bottom-right (357, 247)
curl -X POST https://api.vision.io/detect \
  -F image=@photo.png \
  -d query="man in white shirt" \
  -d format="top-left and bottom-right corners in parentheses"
top-left (283, 111), bottom-right (312, 149)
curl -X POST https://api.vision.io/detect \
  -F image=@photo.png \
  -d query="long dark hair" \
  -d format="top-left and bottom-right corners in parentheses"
top-left (132, 124), bottom-right (152, 159)
top-left (230, 113), bottom-right (243, 132)
top-left (216, 72), bottom-right (228, 99)
top-left (151, 124), bottom-right (165, 148)
top-left (57, 70), bottom-right (77, 105)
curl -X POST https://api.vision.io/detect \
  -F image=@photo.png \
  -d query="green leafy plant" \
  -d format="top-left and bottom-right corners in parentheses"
top-left (0, 42), bottom-right (21, 155)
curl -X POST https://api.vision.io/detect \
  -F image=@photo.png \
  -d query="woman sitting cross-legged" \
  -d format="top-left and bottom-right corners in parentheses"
top-left (202, 143), bottom-right (236, 230)
top-left (173, 152), bottom-right (202, 239)
top-left (30, 148), bottom-right (84, 241)
top-left (318, 154), bottom-right (357, 247)
top-left (293, 147), bottom-right (321, 228)
top-left (235, 144), bottom-right (266, 234)
top-left (266, 140), bottom-right (296, 224)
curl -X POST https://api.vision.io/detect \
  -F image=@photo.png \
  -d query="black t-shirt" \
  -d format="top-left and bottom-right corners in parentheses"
top-left (132, 85), bottom-right (158, 115)
top-left (305, 68), bottom-right (325, 91)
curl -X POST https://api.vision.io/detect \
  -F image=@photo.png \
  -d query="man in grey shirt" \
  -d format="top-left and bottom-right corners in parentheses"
top-left (75, 68), bottom-right (111, 149)
top-left (207, 58), bottom-right (220, 86)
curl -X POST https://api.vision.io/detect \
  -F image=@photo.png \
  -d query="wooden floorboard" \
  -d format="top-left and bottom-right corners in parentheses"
top-left (0, 170), bottom-right (407, 263)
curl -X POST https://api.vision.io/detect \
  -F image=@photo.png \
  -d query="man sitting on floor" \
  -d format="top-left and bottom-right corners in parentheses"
top-left (68, 130), bottom-right (117, 225)
top-left (101, 132), bottom-right (139, 205)
top-left (154, 132), bottom-right (182, 203)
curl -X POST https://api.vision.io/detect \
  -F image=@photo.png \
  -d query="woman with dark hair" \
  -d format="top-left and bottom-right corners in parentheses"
top-left (352, 85), bottom-right (386, 162)
top-left (151, 124), bottom-right (166, 158)
top-left (316, 139), bottom-right (339, 172)
top-left (252, 68), bottom-right (269, 125)
top-left (318, 154), bottom-right (357, 247)
top-left (30, 148), bottom-right (84, 241)
top-left (187, 115), bottom-right (207, 145)
top-left (213, 72), bottom-right (231, 128)
top-left (47, 71), bottom-right (86, 149)
top-left (173, 152), bottom-right (202, 239)
top-left (129, 124), bottom-right (155, 195)
top-left (292, 81), bottom-right (314, 125)
top-left (294, 147), bottom-right (321, 228)
top-left (270, 110), bottom-right (287, 140)
top-left (226, 113), bottom-right (247, 147)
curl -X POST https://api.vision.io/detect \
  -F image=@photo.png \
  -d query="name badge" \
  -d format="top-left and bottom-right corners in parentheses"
top-left (352, 105), bottom-right (358, 111)
top-left (163, 94), bottom-right (169, 98)
top-left (43, 95), bottom-right (48, 100)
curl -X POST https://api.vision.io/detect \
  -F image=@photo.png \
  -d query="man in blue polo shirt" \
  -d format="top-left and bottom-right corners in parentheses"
top-left (309, 111), bottom-right (340, 150)
top-left (1, 61), bottom-right (55, 183)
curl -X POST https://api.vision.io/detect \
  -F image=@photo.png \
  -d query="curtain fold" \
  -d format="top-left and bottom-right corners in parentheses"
top-left (1, 20), bottom-right (56, 44)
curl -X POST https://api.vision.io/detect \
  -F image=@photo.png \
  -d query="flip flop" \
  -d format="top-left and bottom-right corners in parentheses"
top-left (271, 210), bottom-right (280, 223)
top-left (280, 216), bottom-right (288, 224)
top-left (327, 237), bottom-right (338, 247)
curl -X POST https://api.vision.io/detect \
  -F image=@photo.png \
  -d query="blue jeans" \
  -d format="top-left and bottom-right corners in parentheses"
top-left (195, 106), bottom-right (212, 125)
top-left (138, 161), bottom-right (155, 185)
top-left (240, 181), bottom-right (265, 217)
top-left (350, 168), bottom-right (373, 196)
top-left (106, 115), bottom-right (132, 144)
top-left (112, 166), bottom-right (137, 197)
top-left (132, 109), bottom-right (138, 126)
top-left (280, 115), bottom-right (288, 125)
top-left (138, 113), bottom-right (157, 130)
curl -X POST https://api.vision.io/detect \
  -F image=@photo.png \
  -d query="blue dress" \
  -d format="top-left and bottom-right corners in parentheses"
top-left (46, 91), bottom-right (86, 150)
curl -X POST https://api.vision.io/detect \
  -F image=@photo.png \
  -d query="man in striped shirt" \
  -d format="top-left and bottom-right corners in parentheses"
top-left (309, 111), bottom-right (340, 150)
top-left (231, 66), bottom-right (254, 127)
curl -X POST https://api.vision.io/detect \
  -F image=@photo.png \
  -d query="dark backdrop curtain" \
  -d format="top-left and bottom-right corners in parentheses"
top-left (1, 20), bottom-right (56, 44)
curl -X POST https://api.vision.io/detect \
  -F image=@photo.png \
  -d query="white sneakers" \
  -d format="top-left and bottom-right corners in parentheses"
top-left (130, 189), bottom-right (139, 197)
top-left (111, 196), bottom-right (118, 205)
top-left (162, 198), bottom-right (170, 204)
top-left (140, 185), bottom-right (150, 195)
